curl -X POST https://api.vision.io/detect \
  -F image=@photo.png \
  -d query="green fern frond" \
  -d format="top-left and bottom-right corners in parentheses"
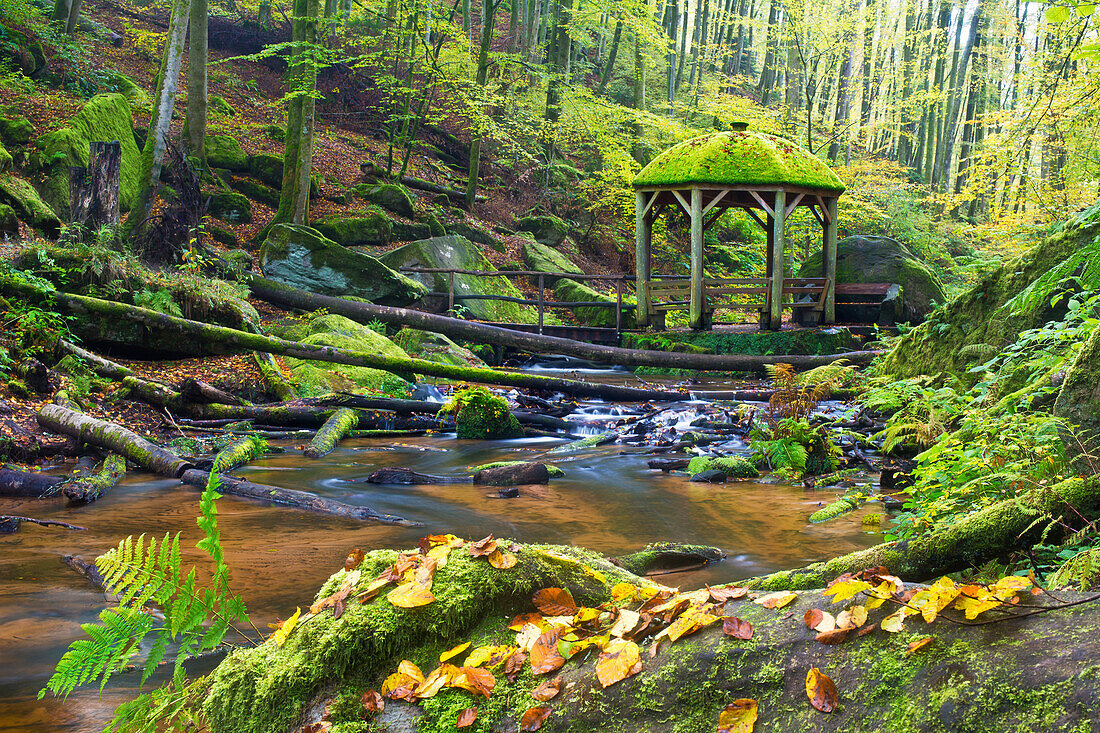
top-left (40, 608), bottom-right (152, 698)
top-left (1049, 547), bottom-right (1100, 591)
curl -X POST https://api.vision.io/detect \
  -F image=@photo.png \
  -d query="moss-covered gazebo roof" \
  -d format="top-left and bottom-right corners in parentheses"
top-left (632, 130), bottom-right (846, 194)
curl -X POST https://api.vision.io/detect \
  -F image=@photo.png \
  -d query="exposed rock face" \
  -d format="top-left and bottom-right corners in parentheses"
top-left (259, 224), bottom-right (427, 306)
top-left (522, 237), bottom-right (582, 283)
top-left (379, 235), bottom-right (537, 323)
top-left (799, 235), bottom-right (947, 325)
top-left (517, 213), bottom-right (569, 246)
top-left (32, 93), bottom-right (142, 216)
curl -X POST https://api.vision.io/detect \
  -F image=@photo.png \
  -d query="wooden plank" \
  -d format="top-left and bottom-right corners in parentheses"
top-left (835, 283), bottom-right (894, 295)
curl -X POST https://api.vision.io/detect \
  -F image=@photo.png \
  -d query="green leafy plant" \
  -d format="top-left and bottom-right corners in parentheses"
top-left (749, 417), bottom-right (840, 479)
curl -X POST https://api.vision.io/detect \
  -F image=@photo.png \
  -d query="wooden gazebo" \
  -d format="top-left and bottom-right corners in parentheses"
top-left (633, 126), bottom-right (846, 330)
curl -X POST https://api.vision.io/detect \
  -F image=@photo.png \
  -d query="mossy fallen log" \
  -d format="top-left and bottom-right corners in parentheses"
top-left (178, 469), bottom-right (418, 525)
top-left (745, 475), bottom-right (1100, 590)
top-left (36, 404), bottom-right (193, 477)
top-left (247, 275), bottom-right (882, 373)
top-left (58, 339), bottom-right (134, 379)
top-left (304, 407), bottom-right (358, 458)
top-left (62, 453), bottom-right (127, 504)
top-left (807, 495), bottom-right (865, 523)
top-left (210, 435), bottom-right (267, 472)
top-left (611, 542), bottom-right (725, 574)
top-left (254, 351), bottom-right (298, 401)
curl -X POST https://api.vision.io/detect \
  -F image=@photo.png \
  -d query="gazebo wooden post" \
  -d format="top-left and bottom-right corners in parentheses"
top-left (767, 189), bottom-right (787, 330)
top-left (689, 187), bottom-right (705, 329)
top-left (635, 189), bottom-right (651, 327)
top-left (824, 196), bottom-right (838, 324)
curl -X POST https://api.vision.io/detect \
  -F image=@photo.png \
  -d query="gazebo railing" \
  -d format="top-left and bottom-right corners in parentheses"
top-left (646, 276), bottom-right (830, 326)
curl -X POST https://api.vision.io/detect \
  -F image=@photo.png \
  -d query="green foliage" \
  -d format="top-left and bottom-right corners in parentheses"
top-left (133, 287), bottom-right (183, 317)
top-left (437, 385), bottom-right (523, 440)
top-left (1048, 546), bottom-right (1100, 591)
top-left (41, 469), bottom-right (253, 715)
top-left (749, 417), bottom-right (839, 479)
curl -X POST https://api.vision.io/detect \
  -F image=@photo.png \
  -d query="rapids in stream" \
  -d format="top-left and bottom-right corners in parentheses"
top-left (0, 370), bottom-right (883, 732)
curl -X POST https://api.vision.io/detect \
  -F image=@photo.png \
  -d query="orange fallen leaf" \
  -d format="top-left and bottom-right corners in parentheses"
top-left (361, 689), bottom-right (384, 714)
top-left (805, 668), bottom-right (838, 713)
top-left (803, 608), bottom-right (824, 630)
top-left (755, 591), bottom-right (797, 609)
top-left (905, 637), bottom-right (934, 656)
top-left (596, 639), bottom-right (642, 688)
top-left (815, 627), bottom-right (852, 645)
top-left (388, 582), bottom-right (435, 608)
top-left (488, 549), bottom-right (518, 569)
top-left (504, 650), bottom-right (527, 679)
top-left (344, 548), bottom-right (365, 572)
top-left (532, 676), bottom-right (562, 701)
top-left (468, 535), bottom-right (498, 557)
top-left (450, 666), bottom-right (495, 697)
top-left (509, 612), bottom-right (544, 630)
top-left (520, 705), bottom-right (552, 731)
top-left (530, 628), bottom-right (566, 674)
top-left (709, 586), bottom-right (749, 603)
top-left (718, 698), bottom-right (758, 732)
top-left (533, 587), bottom-right (577, 616)
top-left (722, 617), bottom-right (753, 640)
top-left (456, 707), bottom-right (477, 728)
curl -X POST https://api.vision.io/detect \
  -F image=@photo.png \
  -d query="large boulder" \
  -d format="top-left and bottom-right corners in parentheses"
top-left (0, 114), bottom-right (33, 146)
top-left (799, 235), bottom-right (946, 325)
top-left (521, 237), bottom-right (582, 283)
top-left (32, 94), bottom-right (142, 216)
top-left (445, 219), bottom-right (504, 252)
top-left (554, 277), bottom-right (636, 328)
top-left (277, 313), bottom-right (412, 398)
top-left (0, 174), bottom-right (61, 236)
top-left (207, 191), bottom-right (252, 224)
top-left (0, 140), bottom-right (11, 174)
top-left (517, 213), bottom-right (568, 246)
top-left (259, 224), bottom-right (427, 306)
top-left (379, 235), bottom-right (537, 323)
top-left (204, 134), bottom-right (248, 172)
top-left (392, 328), bottom-right (487, 368)
top-left (313, 209), bottom-right (392, 247)
top-left (351, 183), bottom-right (416, 217)
top-left (0, 203), bottom-right (18, 235)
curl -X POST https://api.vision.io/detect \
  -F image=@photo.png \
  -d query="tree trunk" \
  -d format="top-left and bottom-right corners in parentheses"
top-left (466, 0), bottom-right (498, 207)
top-left (64, 0), bottom-right (83, 34)
top-left (632, 32), bottom-right (646, 163)
top-left (597, 19), bottom-right (623, 96)
top-left (125, 0), bottom-right (191, 236)
top-left (304, 407), bottom-right (359, 458)
top-left (182, 0), bottom-right (208, 160)
top-left (827, 52), bottom-right (853, 162)
top-left (63, 454), bottom-right (127, 504)
top-left (544, 0), bottom-right (571, 124)
top-left (0, 467), bottom-right (64, 498)
top-left (936, 0), bottom-right (982, 194)
top-left (273, 0), bottom-right (321, 227)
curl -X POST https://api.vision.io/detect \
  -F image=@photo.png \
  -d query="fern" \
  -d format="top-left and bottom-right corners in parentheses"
top-left (41, 468), bottom-right (255, 702)
top-left (1049, 547), bottom-right (1100, 591)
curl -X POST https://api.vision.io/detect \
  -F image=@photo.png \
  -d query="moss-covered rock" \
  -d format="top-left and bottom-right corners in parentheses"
top-left (522, 238), bottom-right (582, 283)
top-left (380, 235), bottom-right (537, 323)
top-left (207, 191), bottom-right (252, 224)
top-left (261, 124), bottom-right (285, 142)
top-left (392, 220), bottom-right (433, 241)
top-left (259, 224), bottom-right (427, 306)
top-left (101, 71), bottom-right (148, 106)
top-left (799, 235), bottom-right (946, 324)
top-left (279, 312), bottom-right (412, 397)
top-left (517, 213), bottom-right (568, 246)
top-left (0, 140), bottom-right (11, 174)
top-left (204, 134), bottom-right (248, 171)
top-left (392, 327), bottom-right (487, 368)
top-left (210, 95), bottom-right (237, 116)
top-left (553, 278), bottom-right (636, 329)
top-left (882, 202), bottom-right (1100, 379)
top-left (686, 455), bottom-right (759, 479)
top-left (0, 114), bottom-right (33, 145)
top-left (1055, 325), bottom-right (1100, 469)
top-left (633, 129), bottom-right (845, 193)
top-left (246, 153), bottom-right (283, 187)
top-left (469, 460), bottom-right (565, 477)
top-left (439, 385), bottom-right (524, 439)
top-left (227, 176), bottom-right (279, 207)
top-left (312, 209), bottom-right (392, 247)
top-left (32, 94), bottom-right (142, 216)
top-left (446, 219), bottom-right (504, 252)
top-left (0, 203), bottom-right (17, 234)
top-left (0, 174), bottom-right (61, 236)
top-left (351, 182), bottom-right (416, 217)
top-left (0, 25), bottom-right (45, 77)
top-left (208, 226), bottom-right (240, 248)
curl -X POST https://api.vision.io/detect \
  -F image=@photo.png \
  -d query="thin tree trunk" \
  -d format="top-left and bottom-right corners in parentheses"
top-left (182, 0), bottom-right (208, 160)
top-left (466, 0), bottom-right (498, 206)
top-left (274, 0), bottom-right (322, 227)
top-left (597, 19), bottom-right (623, 96)
top-left (935, 0), bottom-right (981, 193)
top-left (544, 0), bottom-right (571, 123)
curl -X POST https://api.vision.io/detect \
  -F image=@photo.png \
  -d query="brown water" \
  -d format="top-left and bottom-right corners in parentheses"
top-left (0, 399), bottom-right (881, 732)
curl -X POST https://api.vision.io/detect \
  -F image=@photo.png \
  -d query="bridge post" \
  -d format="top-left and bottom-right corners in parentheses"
top-left (824, 196), bottom-right (838, 324)
top-left (635, 190), bottom-right (651, 327)
top-left (768, 189), bottom-right (787, 330)
top-left (689, 187), bottom-right (705, 329)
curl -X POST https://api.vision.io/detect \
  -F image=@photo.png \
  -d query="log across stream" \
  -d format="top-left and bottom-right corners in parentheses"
top-left (0, 386), bottom-right (883, 732)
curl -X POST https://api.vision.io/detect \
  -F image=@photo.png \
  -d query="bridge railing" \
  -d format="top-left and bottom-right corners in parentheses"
top-left (397, 267), bottom-right (638, 335)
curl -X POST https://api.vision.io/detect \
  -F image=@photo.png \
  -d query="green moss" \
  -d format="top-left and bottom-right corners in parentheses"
top-left (808, 495), bottom-right (864, 523)
top-left (392, 328), bottom-right (487, 368)
top-left (470, 460), bottom-right (565, 477)
top-left (553, 278), bottom-right (637, 329)
top-left (622, 328), bottom-right (859, 357)
top-left (438, 386), bottom-right (523, 439)
top-left (313, 208), bottom-right (392, 247)
top-left (685, 455), bottom-right (759, 479)
top-left (0, 174), bottom-right (61, 235)
top-left (633, 131), bottom-right (845, 193)
top-left (205, 134), bottom-right (248, 171)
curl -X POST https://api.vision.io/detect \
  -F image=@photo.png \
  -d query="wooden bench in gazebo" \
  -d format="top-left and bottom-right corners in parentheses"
top-left (632, 124), bottom-right (846, 330)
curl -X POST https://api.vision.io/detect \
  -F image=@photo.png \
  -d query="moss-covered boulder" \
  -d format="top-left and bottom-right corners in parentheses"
top-left (882, 202), bottom-right (1100, 379)
top-left (101, 71), bottom-right (148, 106)
top-left (380, 235), bottom-right (537, 323)
top-left (313, 209), bottom-right (392, 247)
top-left (0, 203), bottom-right (18, 234)
top-left (207, 191), bottom-right (252, 224)
top-left (246, 153), bottom-right (284, 187)
top-left (261, 124), bottom-right (285, 142)
top-left (0, 174), bottom-right (61, 236)
top-left (522, 237), bottom-right (582, 283)
top-left (278, 313), bottom-right (412, 397)
top-left (391, 220), bottom-right (433, 242)
top-left (32, 94), bottom-right (142, 215)
top-left (517, 213), bottom-right (568, 246)
top-left (1055, 325), bottom-right (1100, 469)
top-left (0, 140), bottom-right (11, 174)
top-left (633, 129), bottom-right (845, 193)
top-left (227, 177), bottom-right (279, 207)
top-left (351, 182), bottom-right (416, 217)
top-left (0, 25), bottom-right (45, 77)
top-left (210, 95), bottom-right (236, 116)
top-left (439, 385), bottom-right (524, 439)
top-left (446, 219), bottom-right (504, 252)
top-left (687, 455), bottom-right (759, 479)
top-left (0, 114), bottom-right (33, 145)
top-left (392, 327), bottom-right (487, 368)
top-left (554, 278), bottom-right (636, 329)
top-left (799, 236), bottom-right (946, 325)
top-left (259, 224), bottom-right (427, 306)
top-left (204, 134), bottom-right (248, 172)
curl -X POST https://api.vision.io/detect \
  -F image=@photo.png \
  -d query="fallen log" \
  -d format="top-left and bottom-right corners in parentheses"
top-left (0, 515), bottom-right (87, 533)
top-left (36, 404), bottom-right (193, 477)
top-left (0, 283), bottom-right (691, 402)
top-left (179, 469), bottom-right (418, 525)
top-left (0, 467), bottom-right (64, 497)
top-left (473, 462), bottom-right (550, 485)
top-left (304, 408), bottom-right (358, 458)
top-left (63, 453), bottom-right (127, 504)
top-left (179, 378), bottom-right (247, 406)
top-left (211, 435), bottom-right (267, 472)
top-left (58, 339), bottom-right (134, 379)
top-left (610, 542), bottom-right (726, 575)
top-left (315, 394), bottom-right (575, 432)
top-left (254, 351), bottom-right (298, 401)
top-left (62, 554), bottom-right (109, 590)
top-left (363, 468), bottom-right (467, 485)
top-left (246, 276), bottom-right (883, 373)
top-left (743, 475), bottom-right (1100, 591)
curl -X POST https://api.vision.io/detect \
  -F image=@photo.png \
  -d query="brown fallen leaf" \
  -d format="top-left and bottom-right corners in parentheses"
top-left (815, 627), bottom-right (852, 645)
top-left (456, 707), bottom-right (477, 728)
top-left (596, 639), bottom-right (642, 688)
top-left (905, 637), bottom-right (934, 656)
top-left (488, 549), bottom-right (518, 569)
top-left (532, 676), bottom-right (563, 701)
top-left (722, 616), bottom-right (754, 640)
top-left (709, 586), bottom-right (749, 603)
top-left (468, 534), bottom-right (498, 557)
top-left (451, 667), bottom-right (495, 697)
top-left (806, 668), bottom-right (838, 713)
top-left (302, 723), bottom-right (331, 733)
top-left (520, 706), bottom-right (552, 731)
top-left (344, 548), bottom-right (365, 572)
top-left (361, 689), bottom-right (384, 714)
top-left (718, 698), bottom-right (758, 732)
top-left (530, 628), bottom-right (566, 675)
top-left (857, 623), bottom-right (877, 637)
top-left (533, 587), bottom-right (577, 616)
top-left (803, 608), bottom-right (824, 630)
top-left (755, 591), bottom-right (797, 609)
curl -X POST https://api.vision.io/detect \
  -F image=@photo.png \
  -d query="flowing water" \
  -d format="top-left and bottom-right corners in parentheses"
top-left (0, 371), bottom-right (882, 732)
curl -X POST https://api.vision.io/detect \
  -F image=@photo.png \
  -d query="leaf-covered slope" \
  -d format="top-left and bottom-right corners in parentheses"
top-left (881, 201), bottom-right (1100, 379)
